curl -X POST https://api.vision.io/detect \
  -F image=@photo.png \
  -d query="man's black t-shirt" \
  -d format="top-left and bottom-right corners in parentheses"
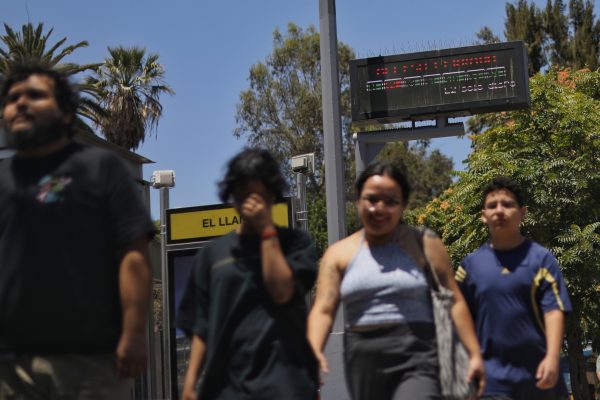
top-left (177, 228), bottom-right (319, 400)
top-left (0, 142), bottom-right (155, 354)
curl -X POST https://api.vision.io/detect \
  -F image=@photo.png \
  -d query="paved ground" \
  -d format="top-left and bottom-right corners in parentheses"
top-left (320, 309), bottom-right (350, 400)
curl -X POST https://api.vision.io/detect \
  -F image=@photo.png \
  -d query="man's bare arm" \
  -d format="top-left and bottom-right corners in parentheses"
top-left (260, 229), bottom-right (295, 304)
top-left (239, 193), bottom-right (296, 304)
top-left (536, 310), bottom-right (564, 389)
top-left (117, 237), bottom-right (152, 379)
top-left (181, 335), bottom-right (207, 400)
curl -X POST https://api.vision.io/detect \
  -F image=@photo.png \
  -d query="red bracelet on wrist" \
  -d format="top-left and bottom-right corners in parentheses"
top-left (261, 228), bottom-right (278, 240)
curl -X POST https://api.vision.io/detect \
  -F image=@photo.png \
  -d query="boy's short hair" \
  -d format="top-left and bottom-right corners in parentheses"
top-left (482, 176), bottom-right (525, 208)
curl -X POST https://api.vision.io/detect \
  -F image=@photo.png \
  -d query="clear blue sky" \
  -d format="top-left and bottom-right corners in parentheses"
top-left (3, 0), bottom-right (595, 218)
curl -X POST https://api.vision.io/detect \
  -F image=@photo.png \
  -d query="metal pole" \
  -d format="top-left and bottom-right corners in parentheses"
top-left (159, 187), bottom-right (172, 399)
top-left (147, 286), bottom-right (156, 398)
top-left (296, 173), bottom-right (308, 231)
top-left (320, 2), bottom-right (349, 399)
top-left (320, 0), bottom-right (346, 245)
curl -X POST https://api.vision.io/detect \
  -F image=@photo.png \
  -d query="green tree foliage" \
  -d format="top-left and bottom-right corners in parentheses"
top-left (378, 141), bottom-right (454, 209)
top-left (86, 46), bottom-right (174, 150)
top-left (409, 69), bottom-right (600, 400)
top-left (476, 27), bottom-right (501, 45)
top-left (505, 0), bottom-right (548, 75)
top-left (234, 23), bottom-right (355, 191)
top-left (478, 0), bottom-right (599, 76)
top-left (470, 0), bottom-right (599, 136)
top-left (569, 0), bottom-right (600, 70)
top-left (545, 0), bottom-right (572, 66)
top-left (234, 23), bottom-right (455, 255)
top-left (235, 23), bottom-right (351, 256)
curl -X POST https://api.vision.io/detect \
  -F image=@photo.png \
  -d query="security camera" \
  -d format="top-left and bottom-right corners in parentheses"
top-left (291, 153), bottom-right (315, 174)
top-left (151, 170), bottom-right (175, 188)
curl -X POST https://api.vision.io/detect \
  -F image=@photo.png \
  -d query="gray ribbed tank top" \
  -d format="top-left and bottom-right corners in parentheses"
top-left (340, 232), bottom-right (433, 328)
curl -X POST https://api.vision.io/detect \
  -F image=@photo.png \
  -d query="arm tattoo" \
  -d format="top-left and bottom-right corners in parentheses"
top-left (326, 262), bottom-right (339, 280)
top-left (324, 289), bottom-right (338, 302)
top-left (318, 263), bottom-right (340, 304)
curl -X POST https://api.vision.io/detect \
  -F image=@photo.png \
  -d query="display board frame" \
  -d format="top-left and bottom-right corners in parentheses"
top-left (350, 41), bottom-right (530, 124)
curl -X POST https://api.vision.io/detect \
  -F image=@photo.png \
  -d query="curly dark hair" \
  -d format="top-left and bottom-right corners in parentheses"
top-left (218, 148), bottom-right (287, 203)
top-left (0, 62), bottom-right (79, 135)
top-left (355, 162), bottom-right (411, 204)
top-left (481, 176), bottom-right (525, 208)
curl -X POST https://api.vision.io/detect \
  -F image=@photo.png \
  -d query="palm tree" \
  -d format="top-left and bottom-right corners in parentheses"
top-left (87, 46), bottom-right (174, 150)
top-left (0, 23), bottom-right (103, 124)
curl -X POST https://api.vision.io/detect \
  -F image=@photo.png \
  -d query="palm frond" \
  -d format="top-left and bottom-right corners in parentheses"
top-left (89, 45), bottom-right (174, 149)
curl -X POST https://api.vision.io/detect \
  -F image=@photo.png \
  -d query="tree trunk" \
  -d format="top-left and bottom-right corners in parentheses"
top-left (566, 307), bottom-right (591, 400)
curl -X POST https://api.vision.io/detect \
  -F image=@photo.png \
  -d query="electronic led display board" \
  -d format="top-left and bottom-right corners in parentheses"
top-left (350, 41), bottom-right (530, 124)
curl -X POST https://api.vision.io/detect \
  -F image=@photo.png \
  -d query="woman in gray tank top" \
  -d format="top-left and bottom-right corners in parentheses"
top-left (307, 162), bottom-right (485, 400)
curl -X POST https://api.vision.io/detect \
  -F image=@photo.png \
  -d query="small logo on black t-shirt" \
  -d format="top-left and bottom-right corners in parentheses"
top-left (36, 175), bottom-right (72, 203)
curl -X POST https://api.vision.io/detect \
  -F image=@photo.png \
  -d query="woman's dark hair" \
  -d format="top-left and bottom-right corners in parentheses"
top-left (355, 162), bottom-right (411, 204)
top-left (0, 62), bottom-right (79, 119)
top-left (218, 148), bottom-right (287, 203)
top-left (481, 176), bottom-right (525, 208)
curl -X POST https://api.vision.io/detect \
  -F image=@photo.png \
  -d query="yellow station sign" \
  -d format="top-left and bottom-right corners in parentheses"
top-left (168, 201), bottom-right (291, 243)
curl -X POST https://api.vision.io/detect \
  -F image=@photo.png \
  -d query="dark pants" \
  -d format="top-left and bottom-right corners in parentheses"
top-left (481, 388), bottom-right (566, 400)
top-left (344, 322), bottom-right (441, 400)
top-left (0, 354), bottom-right (130, 400)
